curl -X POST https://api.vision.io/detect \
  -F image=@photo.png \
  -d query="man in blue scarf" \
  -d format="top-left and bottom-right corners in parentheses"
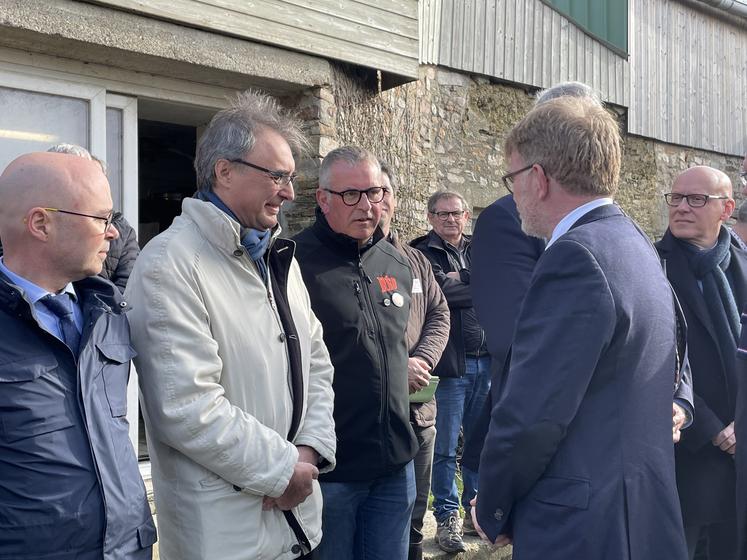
top-left (656, 165), bottom-right (746, 560)
top-left (125, 91), bottom-right (336, 560)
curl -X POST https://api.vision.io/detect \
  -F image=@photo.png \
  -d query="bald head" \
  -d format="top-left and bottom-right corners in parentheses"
top-left (673, 166), bottom-right (732, 197)
top-left (0, 152), bottom-right (107, 236)
top-left (668, 165), bottom-right (735, 248)
top-left (0, 152), bottom-right (116, 291)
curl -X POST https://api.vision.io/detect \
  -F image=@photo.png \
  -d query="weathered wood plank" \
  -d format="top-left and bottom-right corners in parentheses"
top-left (85, 0), bottom-right (419, 78)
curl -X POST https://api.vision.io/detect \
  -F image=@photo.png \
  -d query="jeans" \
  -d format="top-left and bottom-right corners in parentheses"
top-left (431, 355), bottom-right (491, 522)
top-left (318, 462), bottom-right (416, 560)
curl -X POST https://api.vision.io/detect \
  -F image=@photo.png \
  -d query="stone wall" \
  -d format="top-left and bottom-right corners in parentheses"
top-left (286, 64), bottom-right (744, 241)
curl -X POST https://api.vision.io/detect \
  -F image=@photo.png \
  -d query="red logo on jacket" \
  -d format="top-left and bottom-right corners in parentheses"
top-left (377, 275), bottom-right (398, 293)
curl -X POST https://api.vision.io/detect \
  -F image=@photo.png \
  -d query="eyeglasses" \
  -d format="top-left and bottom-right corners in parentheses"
top-left (43, 208), bottom-right (115, 232)
top-left (430, 210), bottom-right (465, 221)
top-left (322, 187), bottom-right (387, 206)
top-left (229, 158), bottom-right (297, 186)
top-left (663, 193), bottom-right (730, 208)
top-left (501, 163), bottom-right (536, 194)
top-left (739, 171), bottom-right (747, 187)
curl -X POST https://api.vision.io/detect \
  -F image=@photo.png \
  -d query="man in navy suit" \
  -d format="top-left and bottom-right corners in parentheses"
top-left (656, 166), bottom-right (745, 560)
top-left (472, 96), bottom-right (687, 559)
top-left (464, 82), bottom-right (692, 473)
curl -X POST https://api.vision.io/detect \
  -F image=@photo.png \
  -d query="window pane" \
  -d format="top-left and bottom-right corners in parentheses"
top-left (106, 107), bottom-right (123, 211)
top-left (0, 87), bottom-right (89, 171)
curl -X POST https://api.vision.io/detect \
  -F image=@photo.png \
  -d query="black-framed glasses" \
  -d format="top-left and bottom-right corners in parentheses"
top-left (43, 208), bottom-right (114, 232)
top-left (322, 187), bottom-right (387, 206)
top-left (663, 193), bottom-right (730, 208)
top-left (739, 171), bottom-right (747, 187)
top-left (430, 210), bottom-right (465, 221)
top-left (229, 158), bottom-right (297, 186)
top-left (501, 163), bottom-right (536, 193)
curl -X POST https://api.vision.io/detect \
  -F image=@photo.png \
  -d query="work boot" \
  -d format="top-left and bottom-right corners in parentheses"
top-left (435, 511), bottom-right (467, 553)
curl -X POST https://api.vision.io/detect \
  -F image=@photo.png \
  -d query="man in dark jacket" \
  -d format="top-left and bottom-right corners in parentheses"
top-left (411, 190), bottom-right (490, 553)
top-left (294, 146), bottom-right (418, 560)
top-left (656, 165), bottom-right (744, 560)
top-left (100, 212), bottom-right (140, 292)
top-left (380, 162), bottom-right (450, 560)
top-left (0, 151), bottom-right (155, 559)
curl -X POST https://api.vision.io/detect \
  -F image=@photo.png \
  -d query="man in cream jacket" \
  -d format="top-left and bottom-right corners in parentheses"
top-left (126, 91), bottom-right (336, 560)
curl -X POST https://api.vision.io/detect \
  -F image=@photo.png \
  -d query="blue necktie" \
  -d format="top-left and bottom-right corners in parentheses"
top-left (42, 293), bottom-right (81, 354)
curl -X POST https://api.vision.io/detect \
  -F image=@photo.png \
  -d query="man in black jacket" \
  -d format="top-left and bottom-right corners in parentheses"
top-left (411, 190), bottom-right (490, 553)
top-left (657, 165), bottom-right (744, 560)
top-left (294, 146), bottom-right (418, 560)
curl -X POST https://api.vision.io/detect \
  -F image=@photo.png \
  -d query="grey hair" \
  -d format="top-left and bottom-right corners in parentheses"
top-left (427, 190), bottom-right (470, 214)
top-left (536, 81), bottom-right (603, 108)
top-left (379, 160), bottom-right (397, 194)
top-left (738, 201), bottom-right (747, 223)
top-left (194, 90), bottom-right (308, 192)
top-left (318, 146), bottom-right (380, 188)
top-left (47, 143), bottom-right (107, 174)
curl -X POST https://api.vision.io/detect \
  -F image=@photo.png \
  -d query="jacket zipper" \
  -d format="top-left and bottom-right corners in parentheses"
top-left (357, 257), bottom-right (391, 466)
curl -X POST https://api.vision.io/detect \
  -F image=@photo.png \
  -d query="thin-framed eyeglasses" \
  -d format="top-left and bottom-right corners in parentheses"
top-left (739, 171), bottom-right (747, 188)
top-left (43, 208), bottom-right (114, 233)
top-left (501, 163), bottom-right (536, 194)
top-left (430, 210), bottom-right (465, 221)
top-left (321, 187), bottom-right (387, 206)
top-left (229, 158), bottom-right (297, 186)
top-left (663, 193), bottom-right (730, 208)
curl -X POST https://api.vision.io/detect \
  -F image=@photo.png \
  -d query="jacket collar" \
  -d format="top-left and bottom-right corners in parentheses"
top-left (310, 206), bottom-right (384, 257)
top-left (0, 270), bottom-right (123, 322)
top-left (181, 197), bottom-right (283, 258)
top-left (567, 202), bottom-right (622, 231)
top-left (415, 229), bottom-right (471, 253)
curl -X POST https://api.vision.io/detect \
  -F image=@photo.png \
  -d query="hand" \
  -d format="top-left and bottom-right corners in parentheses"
top-left (408, 357), bottom-right (431, 393)
top-left (672, 403), bottom-right (687, 444)
top-left (712, 421), bottom-right (736, 455)
top-left (470, 497), bottom-right (512, 547)
top-left (271, 461), bottom-right (319, 511)
top-left (445, 271), bottom-right (460, 280)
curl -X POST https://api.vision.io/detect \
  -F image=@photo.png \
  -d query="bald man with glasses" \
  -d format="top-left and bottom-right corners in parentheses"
top-left (0, 151), bottom-right (155, 560)
top-left (656, 166), bottom-right (746, 560)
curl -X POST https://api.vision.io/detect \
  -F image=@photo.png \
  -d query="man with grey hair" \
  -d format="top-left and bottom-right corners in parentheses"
top-left (125, 90), bottom-right (336, 560)
top-left (294, 146), bottom-right (418, 559)
top-left (411, 189), bottom-right (490, 553)
top-left (46, 144), bottom-right (140, 292)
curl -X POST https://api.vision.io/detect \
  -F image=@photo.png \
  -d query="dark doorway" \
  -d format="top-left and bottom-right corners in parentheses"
top-left (137, 119), bottom-right (198, 248)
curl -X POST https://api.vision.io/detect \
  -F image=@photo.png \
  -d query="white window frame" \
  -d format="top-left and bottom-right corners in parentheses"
top-left (0, 51), bottom-right (233, 478)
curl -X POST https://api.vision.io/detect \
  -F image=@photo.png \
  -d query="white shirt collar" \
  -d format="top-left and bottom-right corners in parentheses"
top-left (546, 198), bottom-right (614, 249)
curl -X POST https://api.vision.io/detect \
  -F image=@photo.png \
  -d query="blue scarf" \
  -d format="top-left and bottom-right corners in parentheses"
top-left (196, 191), bottom-right (271, 283)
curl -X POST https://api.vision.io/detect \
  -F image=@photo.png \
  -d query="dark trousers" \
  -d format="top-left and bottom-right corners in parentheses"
top-left (685, 520), bottom-right (738, 560)
top-left (409, 424), bottom-right (436, 560)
